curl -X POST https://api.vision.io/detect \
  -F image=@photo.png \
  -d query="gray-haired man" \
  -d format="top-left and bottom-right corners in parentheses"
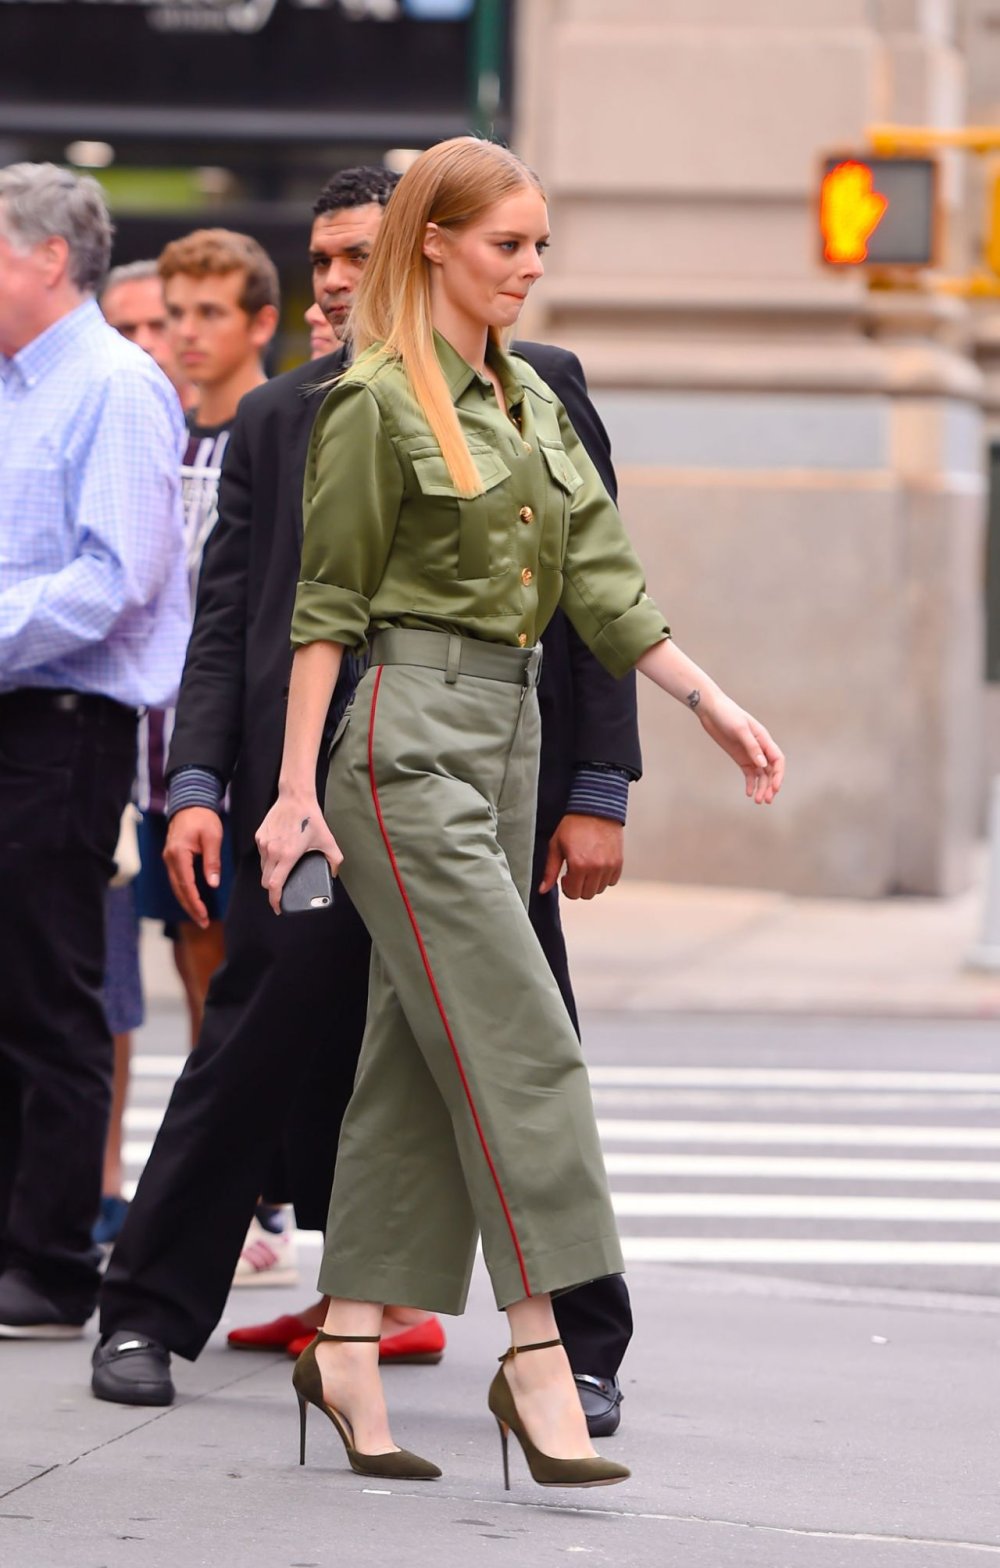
top-left (101, 259), bottom-right (193, 409)
top-left (0, 164), bottom-right (190, 1337)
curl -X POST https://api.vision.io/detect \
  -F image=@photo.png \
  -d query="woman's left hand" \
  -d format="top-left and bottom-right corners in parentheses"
top-left (697, 693), bottom-right (785, 804)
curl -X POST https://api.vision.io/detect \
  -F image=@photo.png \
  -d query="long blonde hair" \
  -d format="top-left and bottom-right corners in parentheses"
top-left (349, 137), bottom-right (545, 498)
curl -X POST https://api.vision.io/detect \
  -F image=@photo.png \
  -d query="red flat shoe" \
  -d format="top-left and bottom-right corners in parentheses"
top-left (285, 1317), bottom-right (447, 1364)
top-left (380, 1316), bottom-right (446, 1365)
top-left (228, 1313), bottom-right (316, 1352)
top-left (287, 1331), bottom-right (317, 1358)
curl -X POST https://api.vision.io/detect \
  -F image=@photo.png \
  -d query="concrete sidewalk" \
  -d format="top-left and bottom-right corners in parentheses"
top-left (2, 1248), bottom-right (997, 1568)
top-left (559, 857), bottom-right (1000, 1018)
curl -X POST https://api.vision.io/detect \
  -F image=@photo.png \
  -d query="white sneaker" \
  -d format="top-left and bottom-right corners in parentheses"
top-left (232, 1215), bottom-right (299, 1288)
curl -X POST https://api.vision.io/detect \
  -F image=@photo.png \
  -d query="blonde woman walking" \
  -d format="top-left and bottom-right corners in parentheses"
top-left (256, 136), bottom-right (784, 1490)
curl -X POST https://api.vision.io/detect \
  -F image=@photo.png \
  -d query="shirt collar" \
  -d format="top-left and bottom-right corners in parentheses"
top-left (0, 298), bottom-right (103, 391)
top-left (433, 329), bottom-right (525, 412)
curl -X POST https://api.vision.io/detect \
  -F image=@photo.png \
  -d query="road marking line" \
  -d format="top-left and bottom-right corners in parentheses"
top-left (598, 1120), bottom-right (1000, 1148)
top-left (621, 1237), bottom-right (1000, 1263)
top-left (589, 1066), bottom-right (1000, 1092)
top-left (594, 1090), bottom-right (1000, 1112)
top-left (132, 1058), bottom-right (1000, 1093)
top-left (123, 1135), bottom-right (1000, 1177)
top-left (612, 1193), bottom-right (1000, 1220)
top-left (130, 1055), bottom-right (186, 1079)
top-left (124, 1110), bottom-right (170, 1132)
top-left (604, 1152), bottom-right (1000, 1181)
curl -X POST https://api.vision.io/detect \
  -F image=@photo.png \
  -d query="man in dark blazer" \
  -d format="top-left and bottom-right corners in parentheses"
top-left (93, 170), bottom-right (640, 1431)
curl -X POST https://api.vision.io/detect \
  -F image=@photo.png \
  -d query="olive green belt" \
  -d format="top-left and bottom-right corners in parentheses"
top-left (368, 629), bottom-right (543, 688)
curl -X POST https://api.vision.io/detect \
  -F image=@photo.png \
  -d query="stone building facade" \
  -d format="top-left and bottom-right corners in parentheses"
top-left (514, 0), bottom-right (988, 896)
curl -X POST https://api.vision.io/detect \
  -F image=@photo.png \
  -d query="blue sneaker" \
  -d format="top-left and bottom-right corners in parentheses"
top-left (93, 1195), bottom-right (130, 1247)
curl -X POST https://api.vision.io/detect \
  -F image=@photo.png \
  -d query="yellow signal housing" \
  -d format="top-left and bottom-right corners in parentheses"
top-left (987, 167), bottom-right (1000, 277)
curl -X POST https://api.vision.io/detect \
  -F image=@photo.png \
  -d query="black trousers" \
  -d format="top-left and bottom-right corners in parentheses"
top-left (101, 849), bottom-right (371, 1359)
top-left (529, 843), bottom-right (633, 1380)
top-left (102, 840), bottom-right (632, 1377)
top-left (0, 690), bottom-right (136, 1311)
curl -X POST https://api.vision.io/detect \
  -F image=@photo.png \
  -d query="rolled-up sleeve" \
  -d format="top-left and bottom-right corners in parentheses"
top-left (554, 402), bottom-right (670, 680)
top-left (291, 381), bottom-right (404, 651)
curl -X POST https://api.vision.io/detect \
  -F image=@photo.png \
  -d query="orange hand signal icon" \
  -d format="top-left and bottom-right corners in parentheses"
top-left (820, 161), bottom-right (889, 264)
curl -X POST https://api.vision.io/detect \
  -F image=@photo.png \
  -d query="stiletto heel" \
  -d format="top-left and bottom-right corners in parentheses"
top-left (487, 1338), bottom-right (630, 1489)
top-left (292, 1329), bottom-right (441, 1481)
top-left (495, 1416), bottom-right (510, 1491)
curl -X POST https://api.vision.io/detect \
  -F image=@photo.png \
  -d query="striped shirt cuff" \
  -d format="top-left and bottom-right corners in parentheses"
top-left (166, 765), bottom-right (224, 818)
top-left (565, 764), bottom-right (632, 825)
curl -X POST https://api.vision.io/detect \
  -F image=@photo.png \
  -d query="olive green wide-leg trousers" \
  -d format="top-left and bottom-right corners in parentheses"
top-left (317, 632), bottom-right (624, 1313)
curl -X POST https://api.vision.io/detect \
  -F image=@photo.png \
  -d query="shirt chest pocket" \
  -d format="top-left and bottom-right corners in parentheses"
top-left (538, 441), bottom-right (584, 568)
top-left (408, 442), bottom-right (512, 581)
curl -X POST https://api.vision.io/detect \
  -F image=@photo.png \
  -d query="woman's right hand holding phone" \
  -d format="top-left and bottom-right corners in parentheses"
top-left (256, 787), bottom-right (343, 915)
top-left (260, 639), bottom-right (347, 913)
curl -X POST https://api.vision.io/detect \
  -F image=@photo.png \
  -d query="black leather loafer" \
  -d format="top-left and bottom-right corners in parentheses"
top-left (574, 1373), bottom-right (624, 1437)
top-left (91, 1330), bottom-right (175, 1406)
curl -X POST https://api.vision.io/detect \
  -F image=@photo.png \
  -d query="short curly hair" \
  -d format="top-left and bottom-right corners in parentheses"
top-left (157, 228), bottom-right (279, 316)
top-left (313, 166), bottom-right (400, 219)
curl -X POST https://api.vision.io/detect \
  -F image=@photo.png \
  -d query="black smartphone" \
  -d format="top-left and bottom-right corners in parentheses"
top-left (280, 851), bottom-right (336, 914)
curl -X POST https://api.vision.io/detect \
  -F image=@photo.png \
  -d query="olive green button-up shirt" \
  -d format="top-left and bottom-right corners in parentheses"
top-left (292, 332), bottom-right (669, 680)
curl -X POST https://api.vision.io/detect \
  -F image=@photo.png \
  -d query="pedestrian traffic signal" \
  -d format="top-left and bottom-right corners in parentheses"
top-left (820, 161), bottom-right (887, 263)
top-left (819, 155), bottom-right (938, 267)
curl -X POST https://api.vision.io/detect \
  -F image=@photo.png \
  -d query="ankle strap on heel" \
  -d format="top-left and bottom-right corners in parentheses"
top-left (314, 1330), bottom-right (381, 1344)
top-left (498, 1337), bottom-right (562, 1363)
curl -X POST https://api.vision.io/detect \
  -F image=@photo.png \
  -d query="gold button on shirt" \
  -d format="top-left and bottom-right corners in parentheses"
top-left (293, 331), bottom-right (670, 680)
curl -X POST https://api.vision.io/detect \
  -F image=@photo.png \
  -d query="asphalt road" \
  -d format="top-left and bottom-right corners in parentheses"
top-left (127, 1007), bottom-right (1000, 1301)
top-left (583, 1012), bottom-right (1000, 1299)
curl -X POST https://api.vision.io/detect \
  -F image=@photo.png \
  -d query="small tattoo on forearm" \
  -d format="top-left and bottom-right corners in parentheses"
top-left (686, 689), bottom-right (701, 711)
top-left (299, 817), bottom-right (310, 833)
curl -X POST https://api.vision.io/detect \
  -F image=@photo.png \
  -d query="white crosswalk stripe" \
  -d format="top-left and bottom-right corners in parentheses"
top-left (612, 1193), bottom-right (1000, 1221)
top-left (124, 1057), bottom-right (1000, 1279)
top-left (592, 1063), bottom-right (1000, 1278)
top-left (130, 1055), bottom-right (186, 1079)
top-left (621, 1239), bottom-right (1000, 1265)
top-left (604, 1153), bottom-right (1000, 1182)
top-left (590, 1067), bottom-right (1000, 1092)
top-left (597, 1119), bottom-right (1000, 1147)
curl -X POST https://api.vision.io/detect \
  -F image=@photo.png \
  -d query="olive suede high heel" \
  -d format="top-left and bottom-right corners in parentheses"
top-left (487, 1338), bottom-right (631, 1490)
top-left (293, 1329), bottom-right (441, 1481)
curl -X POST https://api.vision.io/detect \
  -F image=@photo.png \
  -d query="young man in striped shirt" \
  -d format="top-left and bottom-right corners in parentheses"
top-left (135, 230), bottom-right (278, 1046)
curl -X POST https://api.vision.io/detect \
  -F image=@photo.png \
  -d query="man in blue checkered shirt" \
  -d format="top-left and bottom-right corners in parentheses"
top-left (0, 163), bottom-right (189, 1339)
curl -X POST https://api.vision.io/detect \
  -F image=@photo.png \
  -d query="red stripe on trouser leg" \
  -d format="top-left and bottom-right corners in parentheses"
top-left (365, 664), bottom-right (532, 1298)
